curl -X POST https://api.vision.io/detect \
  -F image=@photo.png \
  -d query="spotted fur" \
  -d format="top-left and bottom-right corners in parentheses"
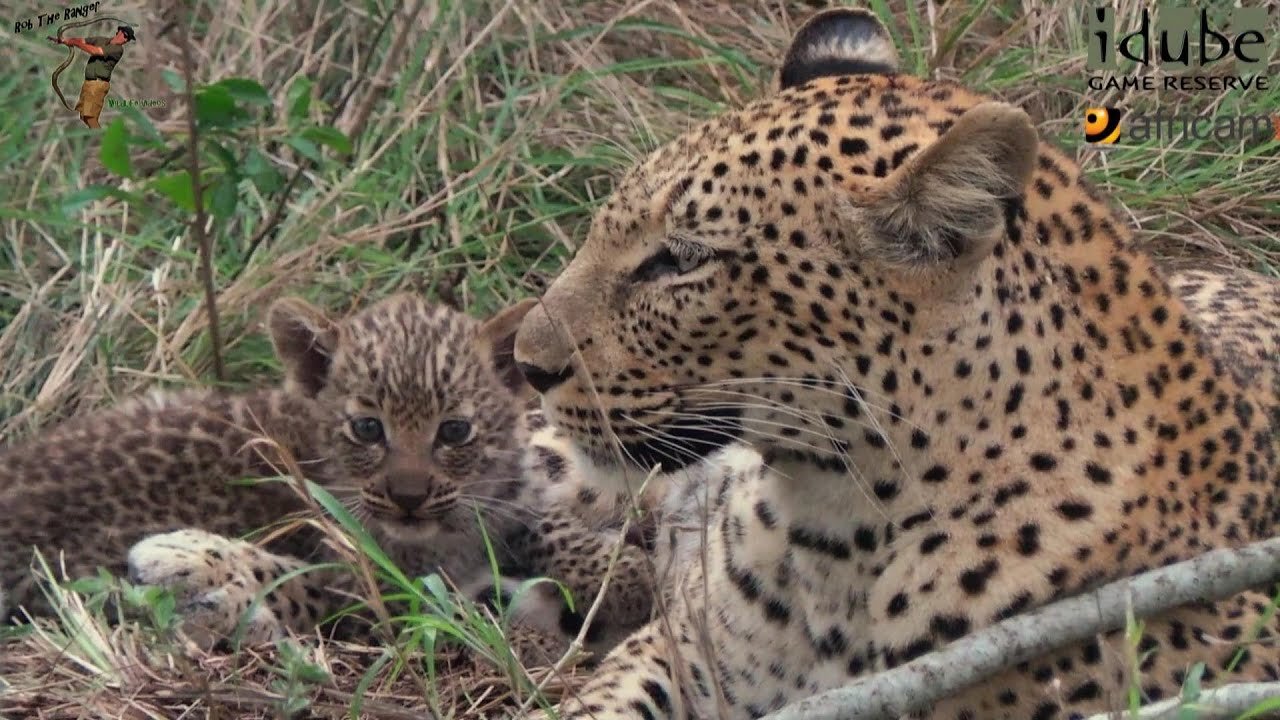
top-left (1, 294), bottom-right (652, 660)
top-left (513, 8), bottom-right (1280, 719)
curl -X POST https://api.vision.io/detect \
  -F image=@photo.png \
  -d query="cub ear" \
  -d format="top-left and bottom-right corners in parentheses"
top-left (778, 8), bottom-right (899, 90)
top-left (861, 101), bottom-right (1038, 268)
top-left (267, 297), bottom-right (339, 397)
top-left (477, 298), bottom-right (540, 401)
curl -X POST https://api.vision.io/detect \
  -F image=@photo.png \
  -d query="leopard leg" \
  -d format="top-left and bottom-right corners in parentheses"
top-left (127, 528), bottom-right (351, 647)
top-left (551, 620), bottom-right (689, 720)
top-left (517, 507), bottom-right (655, 649)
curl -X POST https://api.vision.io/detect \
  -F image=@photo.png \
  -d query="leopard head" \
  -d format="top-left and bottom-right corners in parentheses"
top-left (514, 8), bottom-right (1038, 482)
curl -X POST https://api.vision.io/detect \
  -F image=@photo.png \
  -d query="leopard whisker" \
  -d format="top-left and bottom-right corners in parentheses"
top-left (622, 419), bottom-right (708, 472)
top-left (678, 375), bottom-right (894, 403)
top-left (679, 378), bottom-right (912, 425)
top-left (457, 493), bottom-right (539, 514)
top-left (682, 383), bottom-right (922, 433)
top-left (458, 496), bottom-right (540, 529)
top-left (584, 415), bottom-right (658, 475)
top-left (681, 386), bottom-right (830, 414)
top-left (646, 408), bottom-right (845, 457)
top-left (671, 396), bottom-right (870, 435)
top-left (677, 399), bottom-right (901, 441)
top-left (648, 408), bottom-right (891, 524)
top-left (453, 476), bottom-right (525, 490)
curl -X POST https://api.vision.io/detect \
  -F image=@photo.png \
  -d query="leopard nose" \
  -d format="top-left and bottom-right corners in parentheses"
top-left (517, 362), bottom-right (574, 394)
top-left (388, 491), bottom-right (428, 513)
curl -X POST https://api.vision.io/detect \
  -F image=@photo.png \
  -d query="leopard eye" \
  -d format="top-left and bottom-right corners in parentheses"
top-left (631, 239), bottom-right (713, 283)
top-left (631, 247), bottom-right (683, 282)
top-left (436, 419), bottom-right (474, 447)
top-left (349, 417), bottom-right (385, 444)
top-left (671, 237), bottom-right (714, 274)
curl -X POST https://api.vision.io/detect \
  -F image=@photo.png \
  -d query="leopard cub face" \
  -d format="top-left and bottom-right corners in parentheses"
top-left (267, 294), bottom-right (537, 552)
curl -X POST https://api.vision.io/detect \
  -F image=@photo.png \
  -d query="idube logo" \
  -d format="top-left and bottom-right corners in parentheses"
top-left (1087, 6), bottom-right (1270, 92)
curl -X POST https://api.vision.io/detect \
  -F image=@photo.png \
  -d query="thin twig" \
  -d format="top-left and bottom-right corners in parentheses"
top-left (762, 537), bottom-right (1280, 720)
top-left (175, 10), bottom-right (224, 382)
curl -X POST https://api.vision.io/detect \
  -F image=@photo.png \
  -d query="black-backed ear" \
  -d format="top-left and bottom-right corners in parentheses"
top-left (778, 8), bottom-right (899, 90)
top-left (477, 298), bottom-right (539, 401)
top-left (862, 101), bottom-right (1038, 268)
top-left (267, 297), bottom-right (339, 397)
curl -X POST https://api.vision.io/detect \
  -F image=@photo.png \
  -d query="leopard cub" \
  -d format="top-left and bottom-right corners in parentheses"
top-left (1, 293), bottom-right (652, 656)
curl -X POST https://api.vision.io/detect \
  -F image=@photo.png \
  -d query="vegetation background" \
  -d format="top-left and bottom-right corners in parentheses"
top-left (0, 0), bottom-right (1276, 716)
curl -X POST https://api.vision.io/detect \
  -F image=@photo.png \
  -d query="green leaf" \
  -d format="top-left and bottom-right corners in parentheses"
top-left (64, 574), bottom-right (112, 595)
top-left (150, 171), bottom-right (197, 212)
top-left (209, 174), bottom-right (239, 218)
top-left (123, 583), bottom-right (171, 611)
top-left (287, 77), bottom-right (313, 121)
top-left (349, 651), bottom-right (394, 720)
top-left (99, 118), bottom-right (132, 178)
top-left (150, 588), bottom-right (176, 628)
top-left (421, 574), bottom-right (452, 610)
top-left (160, 68), bottom-right (184, 93)
top-left (1239, 697), bottom-right (1280, 720)
top-left (302, 125), bottom-right (352, 154)
top-left (59, 185), bottom-right (136, 218)
top-left (194, 86), bottom-right (246, 128)
top-left (286, 135), bottom-right (321, 162)
top-left (1176, 661), bottom-right (1205, 720)
top-left (243, 148), bottom-right (283, 193)
top-left (299, 663), bottom-right (330, 684)
top-left (216, 77), bottom-right (272, 106)
top-left (206, 141), bottom-right (239, 174)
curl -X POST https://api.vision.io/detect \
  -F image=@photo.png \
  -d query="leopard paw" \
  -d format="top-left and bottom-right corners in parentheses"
top-left (126, 528), bottom-right (285, 648)
top-left (461, 575), bottom-right (577, 662)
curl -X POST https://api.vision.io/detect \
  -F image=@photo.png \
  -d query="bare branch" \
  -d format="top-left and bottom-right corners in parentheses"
top-left (1084, 682), bottom-right (1280, 720)
top-left (175, 8), bottom-right (224, 382)
top-left (762, 537), bottom-right (1280, 720)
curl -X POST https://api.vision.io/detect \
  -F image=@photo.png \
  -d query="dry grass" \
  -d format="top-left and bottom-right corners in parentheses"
top-left (1, 620), bottom-right (582, 719)
top-left (2, 0), bottom-right (1278, 717)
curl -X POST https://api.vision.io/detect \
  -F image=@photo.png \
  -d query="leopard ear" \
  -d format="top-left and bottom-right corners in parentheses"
top-left (778, 8), bottom-right (899, 90)
top-left (267, 297), bottom-right (339, 397)
top-left (860, 101), bottom-right (1038, 268)
top-left (477, 298), bottom-right (539, 401)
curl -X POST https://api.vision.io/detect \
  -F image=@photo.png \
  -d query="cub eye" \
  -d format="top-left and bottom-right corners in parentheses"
top-left (436, 419), bottom-right (474, 447)
top-left (349, 417), bottom-right (385, 444)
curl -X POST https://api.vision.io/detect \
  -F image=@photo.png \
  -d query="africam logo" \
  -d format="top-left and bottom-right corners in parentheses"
top-left (1084, 106), bottom-right (1280, 148)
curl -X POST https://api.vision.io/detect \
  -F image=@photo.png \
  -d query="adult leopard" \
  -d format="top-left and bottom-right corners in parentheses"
top-left (512, 8), bottom-right (1280, 719)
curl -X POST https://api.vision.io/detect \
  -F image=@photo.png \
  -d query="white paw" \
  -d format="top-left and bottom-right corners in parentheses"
top-left (127, 529), bottom-right (283, 647)
top-left (460, 575), bottom-right (573, 650)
